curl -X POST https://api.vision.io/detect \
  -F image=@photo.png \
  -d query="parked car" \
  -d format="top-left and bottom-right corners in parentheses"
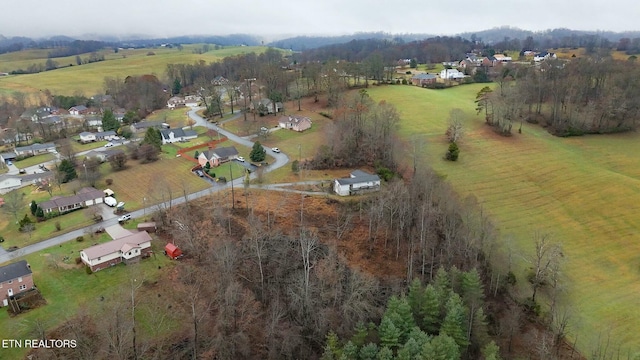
top-left (6, 160), bottom-right (12, 166)
top-left (195, 170), bottom-right (204, 177)
top-left (271, 147), bottom-right (280, 153)
top-left (118, 214), bottom-right (132, 223)
top-left (18, 169), bottom-right (26, 174)
top-left (104, 142), bottom-right (114, 148)
top-left (104, 197), bottom-right (117, 207)
top-left (237, 156), bottom-right (245, 162)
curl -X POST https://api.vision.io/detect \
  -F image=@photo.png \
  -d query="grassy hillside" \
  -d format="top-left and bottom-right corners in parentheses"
top-left (367, 84), bottom-right (640, 356)
top-left (0, 45), bottom-right (267, 97)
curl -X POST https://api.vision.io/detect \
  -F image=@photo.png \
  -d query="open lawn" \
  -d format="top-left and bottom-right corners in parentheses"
top-left (0, 45), bottom-right (267, 97)
top-left (145, 108), bottom-right (192, 129)
top-left (14, 153), bottom-right (55, 168)
top-left (367, 84), bottom-right (640, 355)
top-left (71, 140), bottom-right (110, 154)
top-left (0, 237), bottom-right (175, 359)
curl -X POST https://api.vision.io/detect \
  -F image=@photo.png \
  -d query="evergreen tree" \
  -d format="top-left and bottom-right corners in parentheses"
top-left (35, 206), bottom-right (44, 219)
top-left (142, 127), bottom-right (162, 150)
top-left (397, 338), bottom-right (421, 360)
top-left (172, 78), bottom-right (182, 95)
top-left (322, 331), bottom-right (342, 360)
top-left (378, 316), bottom-right (401, 350)
top-left (421, 284), bottom-right (442, 334)
top-left (350, 323), bottom-right (369, 347)
top-left (122, 110), bottom-right (140, 125)
top-left (407, 278), bottom-right (425, 323)
top-left (446, 142), bottom-right (460, 161)
top-left (440, 293), bottom-right (469, 349)
top-left (250, 141), bottom-right (266, 162)
top-left (194, 150), bottom-right (200, 158)
top-left (421, 334), bottom-right (461, 360)
top-left (340, 341), bottom-right (359, 360)
top-left (376, 346), bottom-right (393, 360)
top-left (481, 341), bottom-right (501, 360)
top-left (383, 295), bottom-right (416, 343)
top-left (433, 267), bottom-right (452, 318)
top-left (30, 200), bottom-right (37, 215)
top-left (58, 159), bottom-right (77, 183)
top-left (101, 109), bottom-right (120, 131)
top-left (359, 343), bottom-right (378, 360)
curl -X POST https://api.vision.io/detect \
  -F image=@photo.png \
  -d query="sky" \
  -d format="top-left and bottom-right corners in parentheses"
top-left (1, 0), bottom-right (636, 40)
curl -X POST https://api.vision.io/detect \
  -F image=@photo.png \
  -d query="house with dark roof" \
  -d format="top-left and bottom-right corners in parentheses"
top-left (80, 231), bottom-right (153, 272)
top-left (38, 187), bottom-right (104, 214)
top-left (333, 170), bottom-right (381, 196)
top-left (278, 115), bottom-right (312, 132)
top-left (159, 128), bottom-right (198, 144)
top-left (411, 73), bottom-right (438, 87)
top-left (14, 143), bottom-right (56, 156)
top-left (212, 76), bottom-right (229, 86)
top-left (198, 146), bottom-right (239, 167)
top-left (0, 260), bottom-right (34, 306)
top-left (0, 152), bottom-right (16, 164)
top-left (0, 175), bottom-right (21, 193)
top-left (130, 121), bottom-right (165, 133)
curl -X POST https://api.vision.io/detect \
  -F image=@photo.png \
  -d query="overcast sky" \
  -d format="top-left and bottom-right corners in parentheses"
top-left (1, 0), bottom-right (635, 40)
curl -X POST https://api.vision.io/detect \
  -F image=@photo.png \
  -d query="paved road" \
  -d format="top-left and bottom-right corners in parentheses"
top-left (0, 108), bottom-right (290, 264)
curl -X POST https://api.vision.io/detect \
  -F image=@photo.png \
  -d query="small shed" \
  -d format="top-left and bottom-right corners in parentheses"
top-left (104, 189), bottom-right (114, 197)
top-left (164, 243), bottom-right (182, 260)
top-left (137, 222), bottom-right (157, 233)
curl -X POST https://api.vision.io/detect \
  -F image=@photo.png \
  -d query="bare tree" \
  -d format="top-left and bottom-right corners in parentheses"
top-left (445, 108), bottom-right (465, 143)
top-left (2, 190), bottom-right (26, 221)
top-left (526, 232), bottom-right (562, 302)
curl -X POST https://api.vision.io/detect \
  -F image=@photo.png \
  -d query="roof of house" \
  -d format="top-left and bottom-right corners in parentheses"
top-left (211, 146), bottom-right (239, 159)
top-left (411, 73), bottom-right (437, 80)
top-left (160, 128), bottom-right (198, 139)
top-left (279, 115), bottom-right (312, 125)
top-left (335, 170), bottom-right (381, 185)
top-left (132, 121), bottom-right (163, 130)
top-left (39, 187), bottom-right (104, 211)
top-left (0, 152), bottom-right (16, 160)
top-left (14, 143), bottom-right (56, 153)
top-left (82, 231), bottom-right (153, 261)
top-left (0, 260), bottom-right (32, 283)
top-left (96, 130), bottom-right (116, 137)
top-left (70, 105), bottom-right (88, 111)
top-left (79, 132), bottom-right (94, 137)
top-left (102, 148), bottom-right (125, 157)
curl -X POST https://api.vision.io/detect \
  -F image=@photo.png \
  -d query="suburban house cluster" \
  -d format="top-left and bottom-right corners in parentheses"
top-left (80, 231), bottom-right (153, 272)
top-left (0, 260), bottom-right (34, 307)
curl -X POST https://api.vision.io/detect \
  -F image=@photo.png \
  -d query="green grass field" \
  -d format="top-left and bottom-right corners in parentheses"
top-left (0, 45), bottom-right (267, 97)
top-left (13, 153), bottom-right (56, 168)
top-left (367, 84), bottom-right (640, 355)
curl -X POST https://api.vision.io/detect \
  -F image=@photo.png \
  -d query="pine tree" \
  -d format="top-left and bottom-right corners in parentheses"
top-left (58, 159), bottom-right (77, 183)
top-left (407, 278), bottom-right (425, 323)
top-left (339, 341), bottom-right (359, 360)
top-left (421, 334), bottom-right (461, 360)
top-left (421, 284), bottom-right (442, 334)
top-left (172, 78), bottom-right (182, 95)
top-left (322, 331), bottom-right (342, 360)
top-left (378, 317), bottom-right (401, 350)
top-left (383, 296), bottom-right (416, 343)
top-left (359, 343), bottom-right (378, 360)
top-left (481, 341), bottom-right (501, 360)
top-left (101, 109), bottom-right (120, 131)
top-left (35, 206), bottom-right (44, 219)
top-left (142, 127), bottom-right (162, 150)
top-left (440, 292), bottom-right (469, 349)
top-left (376, 346), bottom-right (393, 360)
top-left (250, 141), bottom-right (266, 162)
top-left (30, 200), bottom-right (37, 215)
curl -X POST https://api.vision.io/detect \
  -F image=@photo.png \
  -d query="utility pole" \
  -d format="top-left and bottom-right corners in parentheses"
top-left (229, 162), bottom-right (235, 209)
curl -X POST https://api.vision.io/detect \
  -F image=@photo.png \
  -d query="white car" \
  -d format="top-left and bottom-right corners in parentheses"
top-left (271, 147), bottom-right (280, 153)
top-left (237, 156), bottom-right (245, 162)
top-left (104, 142), bottom-right (114, 148)
top-left (118, 214), bottom-right (131, 222)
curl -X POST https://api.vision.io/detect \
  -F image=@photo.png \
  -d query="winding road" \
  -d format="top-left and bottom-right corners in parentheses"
top-left (0, 107), bottom-right (293, 264)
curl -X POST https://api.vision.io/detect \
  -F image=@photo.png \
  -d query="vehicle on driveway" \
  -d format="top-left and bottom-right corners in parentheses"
top-left (237, 156), bottom-right (245, 162)
top-left (6, 160), bottom-right (12, 166)
top-left (195, 169), bottom-right (204, 177)
top-left (104, 142), bottom-right (114, 148)
top-left (118, 214), bottom-right (132, 223)
top-left (104, 197), bottom-right (117, 207)
top-left (39, 164), bottom-right (49, 171)
top-left (271, 147), bottom-right (280, 153)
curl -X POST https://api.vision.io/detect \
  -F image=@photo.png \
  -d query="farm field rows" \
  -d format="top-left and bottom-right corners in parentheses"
top-left (367, 84), bottom-right (640, 355)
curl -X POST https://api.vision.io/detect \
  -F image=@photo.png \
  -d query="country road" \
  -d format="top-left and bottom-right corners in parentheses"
top-left (0, 107), bottom-right (294, 265)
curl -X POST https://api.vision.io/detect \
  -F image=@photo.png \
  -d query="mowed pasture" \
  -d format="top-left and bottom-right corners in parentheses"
top-left (0, 45), bottom-right (267, 97)
top-left (366, 84), bottom-right (640, 355)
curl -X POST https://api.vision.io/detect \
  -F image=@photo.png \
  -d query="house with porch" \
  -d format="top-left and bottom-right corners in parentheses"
top-left (80, 231), bottom-right (153, 272)
top-left (198, 146), bottom-right (239, 167)
top-left (333, 170), bottom-right (381, 196)
top-left (159, 128), bottom-right (198, 144)
top-left (278, 115), bottom-right (312, 132)
top-left (0, 260), bottom-right (34, 307)
top-left (69, 105), bottom-right (89, 115)
top-left (38, 187), bottom-right (104, 214)
top-left (14, 143), bottom-right (56, 156)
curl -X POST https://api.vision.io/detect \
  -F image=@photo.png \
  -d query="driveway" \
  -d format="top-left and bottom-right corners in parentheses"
top-left (105, 224), bottom-right (133, 239)
top-left (98, 203), bottom-right (118, 221)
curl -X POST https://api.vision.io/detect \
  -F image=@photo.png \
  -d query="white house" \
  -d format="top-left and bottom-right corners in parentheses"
top-left (79, 132), bottom-right (97, 143)
top-left (159, 128), bottom-right (198, 144)
top-left (167, 96), bottom-right (185, 109)
top-left (80, 231), bottom-right (153, 272)
top-left (14, 143), bottom-right (56, 156)
top-left (333, 170), bottom-right (381, 196)
top-left (69, 105), bottom-right (88, 115)
top-left (439, 69), bottom-right (466, 80)
top-left (534, 51), bottom-right (557, 62)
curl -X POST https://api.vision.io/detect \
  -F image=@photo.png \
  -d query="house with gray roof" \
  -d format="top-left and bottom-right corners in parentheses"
top-left (38, 187), bottom-right (104, 214)
top-left (14, 143), bottom-right (56, 156)
top-left (198, 146), bottom-right (239, 167)
top-left (0, 260), bottom-right (34, 305)
top-left (333, 170), bottom-right (381, 196)
top-left (411, 73), bottom-right (437, 87)
top-left (159, 128), bottom-right (197, 144)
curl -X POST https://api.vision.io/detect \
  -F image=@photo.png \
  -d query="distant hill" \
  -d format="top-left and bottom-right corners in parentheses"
top-left (268, 32), bottom-right (435, 51)
top-left (456, 26), bottom-right (640, 44)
